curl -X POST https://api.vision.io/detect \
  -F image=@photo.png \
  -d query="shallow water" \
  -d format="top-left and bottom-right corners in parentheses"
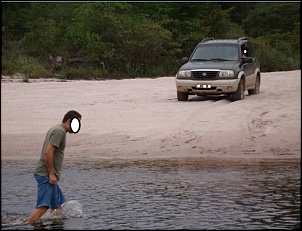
top-left (1, 158), bottom-right (301, 230)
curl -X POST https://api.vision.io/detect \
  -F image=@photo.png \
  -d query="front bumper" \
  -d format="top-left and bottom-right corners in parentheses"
top-left (175, 78), bottom-right (240, 95)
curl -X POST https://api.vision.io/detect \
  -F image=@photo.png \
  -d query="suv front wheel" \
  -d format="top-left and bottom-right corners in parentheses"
top-left (248, 75), bottom-right (260, 95)
top-left (177, 91), bottom-right (189, 101)
top-left (232, 78), bottom-right (244, 101)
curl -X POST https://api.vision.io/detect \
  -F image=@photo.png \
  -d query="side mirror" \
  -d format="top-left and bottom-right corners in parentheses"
top-left (241, 57), bottom-right (253, 63)
top-left (181, 57), bottom-right (189, 65)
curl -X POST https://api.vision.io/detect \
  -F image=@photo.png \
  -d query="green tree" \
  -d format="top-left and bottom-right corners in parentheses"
top-left (66, 2), bottom-right (174, 76)
top-left (242, 3), bottom-right (300, 38)
top-left (1, 2), bottom-right (300, 78)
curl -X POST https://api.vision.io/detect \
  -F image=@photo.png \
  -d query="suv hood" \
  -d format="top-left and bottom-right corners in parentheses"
top-left (180, 60), bottom-right (237, 70)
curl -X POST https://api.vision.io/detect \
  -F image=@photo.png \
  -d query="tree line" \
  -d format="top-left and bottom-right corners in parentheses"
top-left (2, 2), bottom-right (300, 80)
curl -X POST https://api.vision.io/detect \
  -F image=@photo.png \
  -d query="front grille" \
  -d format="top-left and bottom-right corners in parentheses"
top-left (192, 71), bottom-right (218, 79)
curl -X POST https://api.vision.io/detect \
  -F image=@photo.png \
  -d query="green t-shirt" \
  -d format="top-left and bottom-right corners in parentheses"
top-left (34, 124), bottom-right (66, 179)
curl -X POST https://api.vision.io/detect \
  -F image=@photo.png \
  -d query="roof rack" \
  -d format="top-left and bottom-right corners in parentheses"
top-left (201, 38), bottom-right (214, 42)
top-left (238, 37), bottom-right (247, 41)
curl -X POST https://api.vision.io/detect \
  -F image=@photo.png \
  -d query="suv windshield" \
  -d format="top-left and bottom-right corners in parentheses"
top-left (191, 44), bottom-right (239, 61)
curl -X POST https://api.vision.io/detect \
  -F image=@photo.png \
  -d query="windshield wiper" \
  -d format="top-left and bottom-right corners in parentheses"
top-left (191, 58), bottom-right (210, 62)
top-left (209, 58), bottom-right (231, 61)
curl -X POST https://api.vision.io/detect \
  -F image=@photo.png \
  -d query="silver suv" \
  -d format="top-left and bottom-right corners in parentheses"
top-left (175, 37), bottom-right (261, 101)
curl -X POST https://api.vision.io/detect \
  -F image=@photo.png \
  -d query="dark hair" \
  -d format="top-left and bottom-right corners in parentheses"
top-left (62, 110), bottom-right (82, 122)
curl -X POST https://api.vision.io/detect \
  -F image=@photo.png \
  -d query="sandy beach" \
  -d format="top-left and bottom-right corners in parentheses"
top-left (1, 70), bottom-right (301, 161)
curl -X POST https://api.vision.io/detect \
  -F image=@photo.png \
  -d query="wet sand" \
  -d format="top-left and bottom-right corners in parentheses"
top-left (1, 70), bottom-right (301, 161)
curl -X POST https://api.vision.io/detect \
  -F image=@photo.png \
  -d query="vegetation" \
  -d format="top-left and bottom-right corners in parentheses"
top-left (2, 2), bottom-right (300, 80)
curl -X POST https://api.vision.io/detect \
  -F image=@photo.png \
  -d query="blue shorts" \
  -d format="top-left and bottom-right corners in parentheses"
top-left (34, 174), bottom-right (66, 209)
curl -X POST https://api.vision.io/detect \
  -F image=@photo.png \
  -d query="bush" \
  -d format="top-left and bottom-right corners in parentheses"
top-left (252, 36), bottom-right (300, 72)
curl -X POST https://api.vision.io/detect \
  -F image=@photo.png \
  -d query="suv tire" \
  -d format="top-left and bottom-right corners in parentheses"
top-left (177, 91), bottom-right (189, 101)
top-left (232, 78), bottom-right (244, 101)
top-left (248, 75), bottom-right (260, 95)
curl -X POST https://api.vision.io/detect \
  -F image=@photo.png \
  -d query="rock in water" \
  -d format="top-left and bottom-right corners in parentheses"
top-left (62, 200), bottom-right (83, 218)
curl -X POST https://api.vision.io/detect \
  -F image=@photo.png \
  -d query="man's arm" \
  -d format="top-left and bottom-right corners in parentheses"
top-left (45, 144), bottom-right (57, 185)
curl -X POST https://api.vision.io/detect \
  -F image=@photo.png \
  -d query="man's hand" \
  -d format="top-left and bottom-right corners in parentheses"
top-left (49, 174), bottom-right (57, 185)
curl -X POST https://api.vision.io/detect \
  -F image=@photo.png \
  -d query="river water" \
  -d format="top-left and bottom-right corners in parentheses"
top-left (1, 157), bottom-right (300, 230)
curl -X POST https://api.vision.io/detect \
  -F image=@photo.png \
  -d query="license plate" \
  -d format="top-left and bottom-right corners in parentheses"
top-left (197, 84), bottom-right (211, 88)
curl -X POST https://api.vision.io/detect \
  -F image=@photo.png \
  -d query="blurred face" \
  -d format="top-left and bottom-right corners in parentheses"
top-left (68, 117), bottom-right (81, 134)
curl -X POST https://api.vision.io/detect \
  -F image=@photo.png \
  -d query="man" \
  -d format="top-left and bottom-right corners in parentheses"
top-left (26, 110), bottom-right (82, 224)
top-left (241, 44), bottom-right (248, 58)
top-left (241, 50), bottom-right (247, 58)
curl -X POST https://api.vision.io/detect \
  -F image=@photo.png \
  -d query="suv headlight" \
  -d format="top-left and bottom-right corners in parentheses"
top-left (219, 70), bottom-right (234, 78)
top-left (177, 70), bottom-right (191, 78)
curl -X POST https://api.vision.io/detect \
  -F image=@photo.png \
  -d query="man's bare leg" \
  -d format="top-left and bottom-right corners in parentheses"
top-left (26, 206), bottom-right (48, 224)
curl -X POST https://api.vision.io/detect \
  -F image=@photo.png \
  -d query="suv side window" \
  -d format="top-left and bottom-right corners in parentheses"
top-left (241, 43), bottom-right (249, 57)
top-left (247, 42), bottom-right (255, 57)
